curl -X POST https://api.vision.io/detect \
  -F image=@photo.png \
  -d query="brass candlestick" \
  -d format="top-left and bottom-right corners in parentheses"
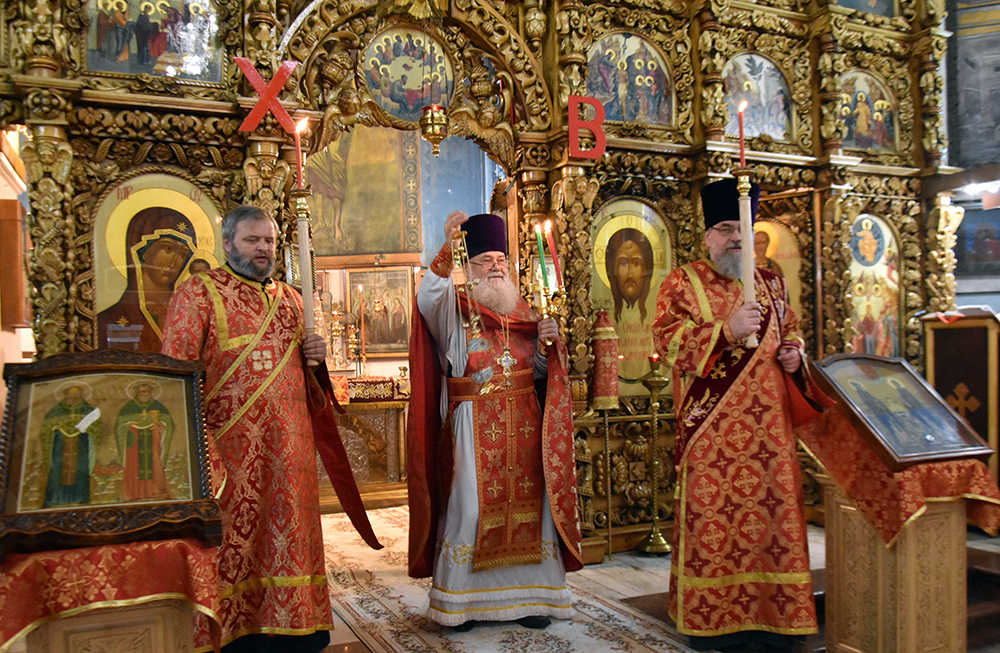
top-left (636, 356), bottom-right (672, 554)
top-left (328, 303), bottom-right (351, 370)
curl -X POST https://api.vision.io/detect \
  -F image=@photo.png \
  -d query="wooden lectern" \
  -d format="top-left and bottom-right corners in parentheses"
top-left (921, 307), bottom-right (1000, 480)
top-left (802, 354), bottom-right (999, 653)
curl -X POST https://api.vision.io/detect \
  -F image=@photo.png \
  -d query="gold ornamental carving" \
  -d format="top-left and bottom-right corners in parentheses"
top-left (819, 189), bottom-right (852, 357)
top-left (552, 169), bottom-right (600, 379)
top-left (915, 31), bottom-right (948, 169)
top-left (23, 128), bottom-right (74, 358)
top-left (698, 14), bottom-right (729, 141)
top-left (817, 33), bottom-right (849, 153)
top-left (6, 0), bottom-right (84, 77)
top-left (924, 196), bottom-right (963, 314)
top-left (448, 61), bottom-right (517, 172)
top-left (452, 0), bottom-right (553, 132)
top-left (555, 0), bottom-right (589, 112)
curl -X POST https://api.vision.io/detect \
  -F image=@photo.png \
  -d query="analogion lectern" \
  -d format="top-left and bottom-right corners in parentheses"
top-left (800, 354), bottom-right (1000, 653)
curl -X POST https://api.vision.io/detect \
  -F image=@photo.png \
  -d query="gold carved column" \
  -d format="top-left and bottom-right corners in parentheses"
top-left (924, 194), bottom-right (964, 313)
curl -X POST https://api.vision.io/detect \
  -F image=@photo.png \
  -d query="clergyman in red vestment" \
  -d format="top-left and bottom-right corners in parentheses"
top-left (652, 178), bottom-right (818, 651)
top-left (407, 211), bottom-right (583, 632)
top-left (162, 205), bottom-right (378, 653)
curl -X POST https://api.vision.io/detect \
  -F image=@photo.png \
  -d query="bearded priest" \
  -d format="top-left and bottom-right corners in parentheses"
top-left (407, 210), bottom-right (583, 632)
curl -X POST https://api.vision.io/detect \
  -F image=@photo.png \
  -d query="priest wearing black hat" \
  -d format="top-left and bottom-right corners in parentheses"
top-left (406, 211), bottom-right (584, 632)
top-left (651, 178), bottom-right (817, 651)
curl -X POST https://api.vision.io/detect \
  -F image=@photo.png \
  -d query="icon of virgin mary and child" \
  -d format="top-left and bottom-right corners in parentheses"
top-left (97, 207), bottom-right (212, 352)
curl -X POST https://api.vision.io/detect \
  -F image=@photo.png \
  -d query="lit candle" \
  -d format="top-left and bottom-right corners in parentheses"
top-left (358, 285), bottom-right (366, 357)
top-left (294, 117), bottom-right (308, 188)
top-left (543, 220), bottom-right (563, 289)
top-left (534, 223), bottom-right (549, 290)
top-left (738, 100), bottom-right (747, 168)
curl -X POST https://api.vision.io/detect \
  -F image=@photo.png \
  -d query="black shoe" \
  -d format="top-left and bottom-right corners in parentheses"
top-left (453, 621), bottom-right (476, 632)
top-left (516, 616), bottom-right (551, 630)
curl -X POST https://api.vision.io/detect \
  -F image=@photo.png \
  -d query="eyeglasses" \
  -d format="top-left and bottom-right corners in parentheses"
top-left (709, 225), bottom-right (741, 238)
top-left (469, 256), bottom-right (507, 270)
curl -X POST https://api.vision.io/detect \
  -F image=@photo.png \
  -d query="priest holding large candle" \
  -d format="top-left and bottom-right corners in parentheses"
top-left (650, 177), bottom-right (817, 651)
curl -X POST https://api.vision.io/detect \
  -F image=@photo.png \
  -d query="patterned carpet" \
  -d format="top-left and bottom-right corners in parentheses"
top-left (321, 506), bottom-right (702, 653)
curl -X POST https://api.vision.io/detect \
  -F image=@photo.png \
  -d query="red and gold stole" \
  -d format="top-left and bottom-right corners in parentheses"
top-left (674, 268), bottom-right (778, 461)
top-left (198, 272), bottom-right (302, 442)
top-left (448, 297), bottom-right (546, 572)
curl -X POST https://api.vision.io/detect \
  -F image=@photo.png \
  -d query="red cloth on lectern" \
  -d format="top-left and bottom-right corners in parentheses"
top-left (0, 539), bottom-right (220, 651)
top-left (797, 408), bottom-right (1000, 544)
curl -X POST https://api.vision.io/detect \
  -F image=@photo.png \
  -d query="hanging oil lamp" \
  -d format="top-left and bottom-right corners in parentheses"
top-left (419, 104), bottom-right (448, 156)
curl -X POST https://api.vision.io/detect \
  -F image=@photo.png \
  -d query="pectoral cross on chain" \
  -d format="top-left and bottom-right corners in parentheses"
top-left (498, 348), bottom-right (517, 387)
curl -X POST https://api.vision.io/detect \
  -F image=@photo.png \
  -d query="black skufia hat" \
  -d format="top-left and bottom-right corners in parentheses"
top-left (462, 213), bottom-right (508, 258)
top-left (701, 177), bottom-right (761, 229)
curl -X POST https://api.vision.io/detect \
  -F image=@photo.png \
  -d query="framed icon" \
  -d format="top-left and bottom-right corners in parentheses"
top-left (0, 350), bottom-right (221, 559)
top-left (345, 267), bottom-right (413, 358)
top-left (810, 353), bottom-right (994, 472)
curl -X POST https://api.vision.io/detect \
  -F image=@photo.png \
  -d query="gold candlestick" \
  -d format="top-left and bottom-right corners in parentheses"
top-left (636, 356), bottom-right (671, 554)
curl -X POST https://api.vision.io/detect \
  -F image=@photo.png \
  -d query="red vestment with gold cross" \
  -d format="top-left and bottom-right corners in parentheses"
top-left (162, 266), bottom-right (331, 647)
top-left (652, 259), bottom-right (818, 638)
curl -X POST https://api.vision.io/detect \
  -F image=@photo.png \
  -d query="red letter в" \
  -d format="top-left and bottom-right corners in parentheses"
top-left (568, 95), bottom-right (607, 160)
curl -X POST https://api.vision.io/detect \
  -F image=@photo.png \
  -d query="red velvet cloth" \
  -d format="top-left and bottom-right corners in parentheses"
top-left (0, 539), bottom-right (220, 651)
top-left (798, 407), bottom-right (1000, 544)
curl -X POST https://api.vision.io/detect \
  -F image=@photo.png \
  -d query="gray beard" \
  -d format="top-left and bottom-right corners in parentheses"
top-left (471, 276), bottom-right (520, 315)
top-left (712, 249), bottom-right (742, 280)
top-left (228, 248), bottom-right (274, 281)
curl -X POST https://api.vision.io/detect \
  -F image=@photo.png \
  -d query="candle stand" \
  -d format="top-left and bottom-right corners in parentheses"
top-left (636, 357), bottom-right (672, 554)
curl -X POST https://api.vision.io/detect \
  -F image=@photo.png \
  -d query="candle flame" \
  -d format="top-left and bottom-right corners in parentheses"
top-left (534, 223), bottom-right (542, 233)
top-left (544, 219), bottom-right (552, 233)
top-left (296, 118), bottom-right (309, 133)
top-left (738, 100), bottom-right (748, 112)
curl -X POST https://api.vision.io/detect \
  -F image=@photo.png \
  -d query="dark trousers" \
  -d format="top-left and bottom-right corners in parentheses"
top-left (221, 630), bottom-right (331, 653)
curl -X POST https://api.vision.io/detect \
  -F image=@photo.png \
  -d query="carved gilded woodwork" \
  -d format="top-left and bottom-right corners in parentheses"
top-left (816, 29), bottom-right (849, 155)
top-left (523, 0), bottom-right (547, 59)
top-left (5, 0), bottom-right (85, 77)
top-left (698, 14), bottom-right (728, 142)
top-left (23, 126), bottom-right (74, 358)
top-left (579, 415), bottom-right (675, 537)
top-left (551, 168), bottom-right (599, 384)
top-left (914, 29), bottom-right (948, 169)
top-left (554, 0), bottom-right (589, 112)
top-left (924, 196), bottom-right (963, 315)
top-left (715, 12), bottom-right (814, 155)
top-left (452, 0), bottom-right (553, 133)
top-left (575, 2), bottom-right (695, 143)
